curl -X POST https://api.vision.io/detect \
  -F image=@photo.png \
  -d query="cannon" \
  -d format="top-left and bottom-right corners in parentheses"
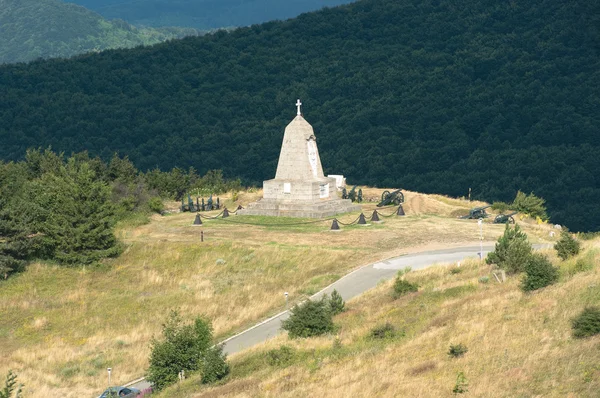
top-left (460, 205), bottom-right (491, 220)
top-left (377, 189), bottom-right (404, 207)
top-left (347, 186), bottom-right (358, 202)
top-left (180, 194), bottom-right (197, 212)
top-left (494, 212), bottom-right (517, 224)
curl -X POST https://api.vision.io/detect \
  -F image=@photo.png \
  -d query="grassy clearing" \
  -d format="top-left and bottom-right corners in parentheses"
top-left (164, 242), bottom-right (600, 397)
top-left (0, 189), bottom-right (556, 396)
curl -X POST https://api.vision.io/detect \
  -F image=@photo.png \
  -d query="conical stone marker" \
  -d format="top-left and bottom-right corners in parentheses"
top-left (358, 213), bottom-right (367, 225)
top-left (222, 208), bottom-right (230, 218)
top-left (193, 214), bottom-right (202, 225)
top-left (371, 210), bottom-right (380, 222)
top-left (397, 205), bottom-right (405, 216)
top-left (330, 219), bottom-right (340, 230)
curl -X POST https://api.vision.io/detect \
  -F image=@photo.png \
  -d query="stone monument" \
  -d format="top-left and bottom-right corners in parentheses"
top-left (239, 100), bottom-right (360, 218)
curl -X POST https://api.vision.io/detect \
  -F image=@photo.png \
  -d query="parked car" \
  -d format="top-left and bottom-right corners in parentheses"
top-left (98, 386), bottom-right (140, 398)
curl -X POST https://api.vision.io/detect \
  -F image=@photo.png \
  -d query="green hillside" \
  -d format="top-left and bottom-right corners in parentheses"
top-left (0, 0), bottom-right (201, 64)
top-left (0, 0), bottom-right (599, 230)
top-left (68, 0), bottom-right (355, 29)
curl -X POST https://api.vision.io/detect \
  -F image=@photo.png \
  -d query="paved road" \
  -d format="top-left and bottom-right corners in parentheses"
top-left (127, 244), bottom-right (519, 392)
top-left (127, 243), bottom-right (553, 393)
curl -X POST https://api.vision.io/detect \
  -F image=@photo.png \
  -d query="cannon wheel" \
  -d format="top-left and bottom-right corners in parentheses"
top-left (381, 190), bottom-right (391, 202)
top-left (395, 191), bottom-right (405, 204)
top-left (508, 216), bottom-right (515, 224)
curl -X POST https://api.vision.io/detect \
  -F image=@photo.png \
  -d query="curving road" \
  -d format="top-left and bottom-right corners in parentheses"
top-left (126, 243), bottom-right (549, 392)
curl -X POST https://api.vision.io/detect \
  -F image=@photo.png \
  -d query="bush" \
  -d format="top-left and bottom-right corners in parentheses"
top-left (554, 229), bottom-right (581, 260)
top-left (491, 201), bottom-right (511, 213)
top-left (521, 254), bottom-right (559, 292)
top-left (448, 343), bottom-right (468, 358)
top-left (449, 267), bottom-right (462, 274)
top-left (393, 278), bottom-right (418, 298)
top-left (266, 345), bottom-right (296, 367)
top-left (201, 345), bottom-right (229, 384)
top-left (147, 197), bottom-right (164, 214)
top-left (486, 224), bottom-right (532, 274)
top-left (571, 307), bottom-right (600, 338)
top-left (512, 191), bottom-right (548, 220)
top-left (328, 289), bottom-right (345, 315)
top-left (147, 311), bottom-right (217, 391)
top-left (281, 298), bottom-right (335, 338)
top-left (478, 276), bottom-right (489, 284)
top-left (0, 370), bottom-right (22, 398)
top-left (453, 372), bottom-right (468, 394)
top-left (370, 322), bottom-right (397, 339)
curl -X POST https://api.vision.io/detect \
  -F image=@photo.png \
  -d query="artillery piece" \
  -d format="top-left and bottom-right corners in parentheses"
top-left (180, 194), bottom-right (197, 212)
top-left (344, 186), bottom-right (362, 203)
top-left (377, 189), bottom-right (404, 207)
top-left (494, 212), bottom-right (517, 224)
top-left (460, 205), bottom-right (491, 220)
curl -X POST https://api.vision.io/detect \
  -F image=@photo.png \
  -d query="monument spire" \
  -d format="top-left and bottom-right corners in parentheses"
top-left (296, 99), bottom-right (302, 116)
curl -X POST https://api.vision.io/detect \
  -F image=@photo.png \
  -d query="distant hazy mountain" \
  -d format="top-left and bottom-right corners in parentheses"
top-left (0, 0), bottom-right (201, 64)
top-left (66, 0), bottom-right (356, 29)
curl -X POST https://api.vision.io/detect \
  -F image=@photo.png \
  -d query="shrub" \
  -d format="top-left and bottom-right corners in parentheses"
top-left (147, 311), bottom-right (217, 391)
top-left (393, 278), bottom-right (418, 298)
top-left (0, 370), bottom-right (22, 398)
top-left (266, 345), bottom-right (296, 367)
top-left (370, 323), bottom-right (397, 339)
top-left (449, 267), bottom-right (462, 274)
top-left (478, 276), bottom-right (489, 284)
top-left (453, 372), bottom-right (468, 394)
top-left (521, 254), bottom-right (559, 292)
top-left (448, 343), bottom-right (468, 358)
top-left (512, 191), bottom-right (548, 220)
top-left (281, 298), bottom-right (335, 338)
top-left (329, 289), bottom-right (345, 315)
top-left (572, 307), bottom-right (600, 338)
top-left (486, 224), bottom-right (532, 274)
top-left (554, 229), bottom-right (581, 260)
top-left (201, 345), bottom-right (230, 384)
top-left (147, 197), bottom-right (164, 214)
top-left (491, 201), bottom-right (511, 213)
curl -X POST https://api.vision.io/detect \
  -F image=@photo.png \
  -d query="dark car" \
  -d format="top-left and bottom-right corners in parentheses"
top-left (98, 386), bottom-right (140, 398)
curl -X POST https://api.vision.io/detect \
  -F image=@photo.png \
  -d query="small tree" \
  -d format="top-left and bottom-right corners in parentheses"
top-left (486, 224), bottom-right (532, 274)
top-left (0, 371), bottom-right (23, 398)
top-left (201, 345), bottom-right (230, 384)
top-left (512, 191), bottom-right (548, 220)
top-left (571, 307), bottom-right (600, 338)
top-left (147, 311), bottom-right (216, 391)
top-left (282, 298), bottom-right (334, 338)
top-left (448, 343), bottom-right (468, 358)
top-left (554, 229), bottom-right (581, 260)
top-left (521, 254), bottom-right (559, 292)
top-left (453, 372), bottom-right (468, 394)
top-left (329, 289), bottom-right (345, 315)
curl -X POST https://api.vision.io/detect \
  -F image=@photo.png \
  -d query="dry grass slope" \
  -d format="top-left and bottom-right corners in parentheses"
top-left (0, 189), bottom-right (557, 397)
top-left (166, 243), bottom-right (600, 397)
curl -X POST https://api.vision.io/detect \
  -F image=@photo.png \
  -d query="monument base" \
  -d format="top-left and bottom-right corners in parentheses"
top-left (237, 198), bottom-right (361, 218)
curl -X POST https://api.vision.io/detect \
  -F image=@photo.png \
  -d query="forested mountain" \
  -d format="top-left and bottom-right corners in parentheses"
top-left (0, 0), bottom-right (599, 231)
top-left (66, 0), bottom-right (355, 29)
top-left (0, 0), bottom-right (201, 64)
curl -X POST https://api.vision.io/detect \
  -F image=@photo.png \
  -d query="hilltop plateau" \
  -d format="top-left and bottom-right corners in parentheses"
top-left (0, 0), bottom-right (598, 230)
top-left (0, 189), bottom-right (563, 397)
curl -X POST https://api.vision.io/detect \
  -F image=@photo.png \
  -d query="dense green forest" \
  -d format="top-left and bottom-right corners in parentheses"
top-left (67, 0), bottom-right (354, 29)
top-left (0, 149), bottom-right (240, 279)
top-left (0, 0), bottom-right (201, 64)
top-left (0, 0), bottom-right (598, 231)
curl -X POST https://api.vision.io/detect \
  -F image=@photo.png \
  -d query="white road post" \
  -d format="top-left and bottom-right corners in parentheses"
top-left (107, 368), bottom-right (112, 387)
top-left (284, 292), bottom-right (289, 309)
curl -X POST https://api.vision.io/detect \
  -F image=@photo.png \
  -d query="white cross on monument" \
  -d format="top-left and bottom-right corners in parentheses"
top-left (296, 99), bottom-right (302, 116)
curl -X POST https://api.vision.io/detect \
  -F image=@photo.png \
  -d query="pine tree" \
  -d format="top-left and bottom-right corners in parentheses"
top-left (554, 229), bottom-right (581, 260)
top-left (486, 224), bottom-right (532, 274)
